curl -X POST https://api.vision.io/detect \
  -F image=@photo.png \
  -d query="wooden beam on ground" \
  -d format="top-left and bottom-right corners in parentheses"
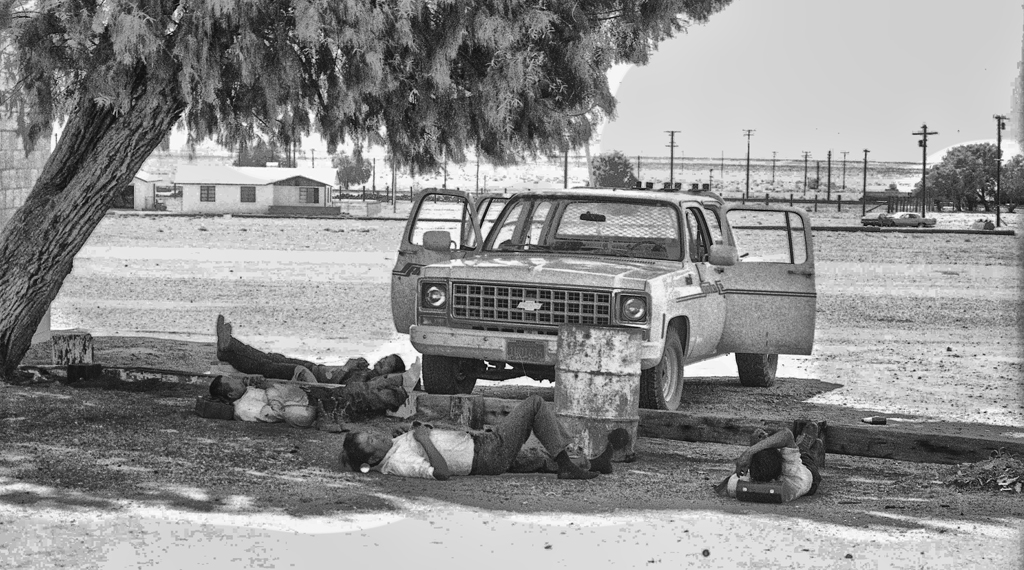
top-left (466, 396), bottom-right (1024, 465)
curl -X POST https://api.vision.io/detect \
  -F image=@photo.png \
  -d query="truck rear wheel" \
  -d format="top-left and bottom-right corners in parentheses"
top-left (736, 353), bottom-right (778, 387)
top-left (640, 328), bottom-right (684, 411)
top-left (421, 355), bottom-right (480, 395)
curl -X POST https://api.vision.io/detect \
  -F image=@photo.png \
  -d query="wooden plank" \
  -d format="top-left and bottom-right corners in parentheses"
top-left (474, 397), bottom-right (1024, 465)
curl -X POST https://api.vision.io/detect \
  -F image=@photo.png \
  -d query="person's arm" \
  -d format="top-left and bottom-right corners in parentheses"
top-left (412, 426), bottom-right (451, 481)
top-left (734, 428), bottom-right (796, 475)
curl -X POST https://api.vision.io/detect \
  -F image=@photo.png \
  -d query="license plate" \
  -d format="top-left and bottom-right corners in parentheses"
top-left (506, 340), bottom-right (546, 362)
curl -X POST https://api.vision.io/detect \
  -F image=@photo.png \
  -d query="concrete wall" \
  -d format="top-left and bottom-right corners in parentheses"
top-left (179, 183), bottom-right (273, 214)
top-left (0, 114), bottom-right (52, 344)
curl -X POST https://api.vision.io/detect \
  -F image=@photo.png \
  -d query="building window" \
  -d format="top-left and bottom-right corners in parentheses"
top-left (299, 187), bottom-right (319, 204)
top-left (240, 186), bottom-right (256, 203)
top-left (200, 185), bottom-right (216, 202)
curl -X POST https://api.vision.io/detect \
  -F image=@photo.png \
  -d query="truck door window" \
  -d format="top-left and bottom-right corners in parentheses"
top-left (702, 206), bottom-right (724, 245)
top-left (726, 209), bottom-right (808, 264)
top-left (479, 198), bottom-right (508, 239)
top-left (685, 208), bottom-right (712, 263)
top-left (410, 195), bottom-right (477, 249)
top-left (490, 201), bottom-right (524, 248)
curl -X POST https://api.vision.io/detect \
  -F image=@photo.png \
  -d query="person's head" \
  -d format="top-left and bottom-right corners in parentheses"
top-left (209, 375), bottom-right (248, 403)
top-left (340, 430), bottom-right (394, 471)
top-left (748, 448), bottom-right (783, 482)
top-left (372, 354), bottom-right (405, 376)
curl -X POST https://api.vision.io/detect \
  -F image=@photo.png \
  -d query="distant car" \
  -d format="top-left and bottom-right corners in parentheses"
top-left (885, 212), bottom-right (937, 228)
top-left (860, 212), bottom-right (891, 226)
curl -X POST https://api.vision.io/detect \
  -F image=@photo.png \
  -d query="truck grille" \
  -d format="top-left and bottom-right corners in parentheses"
top-left (451, 282), bottom-right (612, 326)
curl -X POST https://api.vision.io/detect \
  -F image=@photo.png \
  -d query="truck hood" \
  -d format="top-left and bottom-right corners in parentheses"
top-left (423, 255), bottom-right (676, 290)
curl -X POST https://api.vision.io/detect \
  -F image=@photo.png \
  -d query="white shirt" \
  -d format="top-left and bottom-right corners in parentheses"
top-left (379, 430), bottom-right (475, 479)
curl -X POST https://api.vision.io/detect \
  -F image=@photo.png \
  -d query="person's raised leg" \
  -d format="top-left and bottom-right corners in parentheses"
top-left (488, 395), bottom-right (596, 480)
top-left (215, 315), bottom-right (316, 380)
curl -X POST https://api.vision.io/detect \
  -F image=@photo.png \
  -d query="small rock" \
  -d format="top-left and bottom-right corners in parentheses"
top-left (845, 553), bottom-right (853, 559)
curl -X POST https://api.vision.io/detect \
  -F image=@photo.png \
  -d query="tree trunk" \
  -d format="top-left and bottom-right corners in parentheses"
top-left (0, 76), bottom-right (185, 381)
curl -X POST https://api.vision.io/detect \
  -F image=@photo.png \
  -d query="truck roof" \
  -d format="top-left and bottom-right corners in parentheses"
top-left (484, 187), bottom-right (725, 206)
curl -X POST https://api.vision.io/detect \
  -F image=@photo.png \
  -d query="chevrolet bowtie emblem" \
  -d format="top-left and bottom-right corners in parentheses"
top-left (517, 300), bottom-right (544, 311)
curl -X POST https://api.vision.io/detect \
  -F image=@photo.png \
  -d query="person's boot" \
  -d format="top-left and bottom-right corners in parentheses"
top-left (589, 428), bottom-right (631, 474)
top-left (216, 315), bottom-right (232, 360)
top-left (555, 451), bottom-right (598, 480)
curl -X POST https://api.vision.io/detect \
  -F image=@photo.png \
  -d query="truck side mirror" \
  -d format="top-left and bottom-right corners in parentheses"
top-left (423, 230), bottom-right (453, 252)
top-left (708, 244), bottom-right (738, 266)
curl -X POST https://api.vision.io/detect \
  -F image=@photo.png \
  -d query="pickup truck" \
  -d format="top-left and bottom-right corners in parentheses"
top-left (390, 188), bottom-right (817, 410)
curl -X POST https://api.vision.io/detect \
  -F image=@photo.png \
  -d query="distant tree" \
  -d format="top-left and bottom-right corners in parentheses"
top-left (916, 143), bottom-right (1000, 211)
top-left (0, 0), bottom-right (732, 380)
top-left (592, 151), bottom-right (639, 188)
top-left (333, 153), bottom-right (372, 190)
top-left (234, 139), bottom-right (289, 167)
top-left (999, 154), bottom-right (1024, 210)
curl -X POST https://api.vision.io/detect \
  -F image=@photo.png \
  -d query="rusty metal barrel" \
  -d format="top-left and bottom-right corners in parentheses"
top-left (555, 325), bottom-right (642, 462)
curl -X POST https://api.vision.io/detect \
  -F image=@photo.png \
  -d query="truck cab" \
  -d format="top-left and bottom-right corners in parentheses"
top-left (391, 187), bottom-right (816, 410)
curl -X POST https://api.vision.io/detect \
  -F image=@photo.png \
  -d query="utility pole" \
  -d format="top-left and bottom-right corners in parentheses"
top-left (636, 155), bottom-right (641, 184)
top-left (665, 131), bottom-right (679, 187)
top-left (826, 150), bottom-right (832, 201)
top-left (913, 123), bottom-right (938, 218)
top-left (771, 151), bottom-right (777, 186)
top-left (563, 148), bottom-right (569, 189)
top-left (720, 151), bottom-right (724, 190)
top-left (841, 151), bottom-right (848, 189)
top-left (994, 115), bottom-right (1009, 227)
top-left (371, 158), bottom-right (376, 195)
top-left (743, 129), bottom-right (755, 200)
top-left (815, 160), bottom-right (820, 191)
top-left (802, 151), bottom-right (811, 194)
top-left (861, 149), bottom-right (870, 216)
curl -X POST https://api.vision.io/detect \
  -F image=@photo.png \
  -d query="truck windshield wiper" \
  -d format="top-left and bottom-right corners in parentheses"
top-left (497, 243), bottom-right (551, 251)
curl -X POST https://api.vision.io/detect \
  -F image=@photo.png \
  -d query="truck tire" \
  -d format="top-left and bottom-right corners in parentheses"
top-left (640, 328), bottom-right (685, 411)
top-left (421, 355), bottom-right (480, 395)
top-left (736, 353), bottom-right (778, 387)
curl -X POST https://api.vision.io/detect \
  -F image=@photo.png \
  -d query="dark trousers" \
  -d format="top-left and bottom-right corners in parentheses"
top-left (470, 395), bottom-right (570, 475)
top-left (799, 437), bottom-right (824, 496)
top-left (217, 336), bottom-right (326, 382)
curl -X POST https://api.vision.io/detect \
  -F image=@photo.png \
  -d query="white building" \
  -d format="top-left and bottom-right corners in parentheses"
top-left (174, 165), bottom-right (338, 215)
top-left (111, 170), bottom-right (164, 210)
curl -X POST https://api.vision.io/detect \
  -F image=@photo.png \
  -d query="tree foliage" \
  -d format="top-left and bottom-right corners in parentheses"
top-left (0, 0), bottom-right (733, 379)
top-left (234, 139), bottom-right (292, 167)
top-left (592, 151), bottom-right (638, 188)
top-left (332, 152), bottom-right (372, 190)
top-left (915, 143), bottom-right (1011, 211)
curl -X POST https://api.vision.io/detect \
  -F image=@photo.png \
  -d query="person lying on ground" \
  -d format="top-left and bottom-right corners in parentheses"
top-left (210, 356), bottom-right (420, 422)
top-left (339, 394), bottom-right (630, 481)
top-left (215, 314), bottom-right (404, 384)
top-left (209, 375), bottom-right (317, 427)
top-left (713, 423), bottom-right (825, 502)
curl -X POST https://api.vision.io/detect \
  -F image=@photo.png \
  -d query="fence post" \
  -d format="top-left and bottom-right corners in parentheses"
top-left (813, 194), bottom-right (818, 212)
top-left (837, 195), bottom-right (842, 212)
top-left (765, 192), bottom-right (769, 205)
top-left (789, 193), bottom-right (794, 206)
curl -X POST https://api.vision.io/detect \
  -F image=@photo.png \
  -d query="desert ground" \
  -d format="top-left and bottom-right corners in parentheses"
top-left (2, 203), bottom-right (1022, 568)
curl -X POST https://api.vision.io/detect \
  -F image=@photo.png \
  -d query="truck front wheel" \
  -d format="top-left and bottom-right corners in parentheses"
top-left (640, 328), bottom-right (685, 411)
top-left (421, 355), bottom-right (481, 395)
top-left (736, 353), bottom-right (778, 387)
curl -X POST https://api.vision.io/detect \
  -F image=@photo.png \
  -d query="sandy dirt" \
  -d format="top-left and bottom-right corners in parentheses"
top-left (4, 209), bottom-right (1023, 568)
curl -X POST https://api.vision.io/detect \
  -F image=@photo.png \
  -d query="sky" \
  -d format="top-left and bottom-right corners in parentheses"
top-left (599, 0), bottom-right (1023, 163)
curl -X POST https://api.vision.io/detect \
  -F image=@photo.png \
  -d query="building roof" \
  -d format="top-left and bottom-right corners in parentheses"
top-left (133, 170), bottom-right (164, 183)
top-left (173, 165), bottom-right (336, 187)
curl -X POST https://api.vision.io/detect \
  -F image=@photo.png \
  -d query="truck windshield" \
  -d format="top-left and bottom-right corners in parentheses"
top-left (484, 199), bottom-right (682, 261)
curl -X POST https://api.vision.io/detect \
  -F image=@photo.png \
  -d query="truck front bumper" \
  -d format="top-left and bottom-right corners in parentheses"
top-left (409, 325), bottom-right (663, 369)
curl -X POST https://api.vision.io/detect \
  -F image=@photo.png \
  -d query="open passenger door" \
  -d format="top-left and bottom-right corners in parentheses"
top-left (391, 190), bottom-right (483, 334)
top-left (714, 205), bottom-right (816, 355)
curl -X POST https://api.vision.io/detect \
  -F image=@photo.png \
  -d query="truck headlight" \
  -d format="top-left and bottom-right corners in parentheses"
top-left (422, 283), bottom-right (447, 309)
top-left (620, 296), bottom-right (647, 322)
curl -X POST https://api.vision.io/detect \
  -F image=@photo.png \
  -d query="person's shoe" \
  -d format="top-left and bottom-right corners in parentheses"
top-left (555, 451), bottom-right (599, 480)
top-left (216, 315), bottom-right (232, 358)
